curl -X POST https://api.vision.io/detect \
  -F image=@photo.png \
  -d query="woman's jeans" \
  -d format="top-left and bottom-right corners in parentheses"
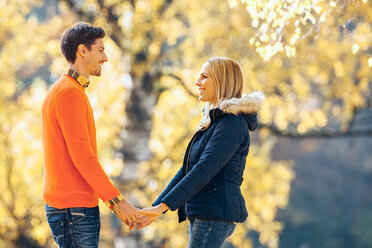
top-left (188, 219), bottom-right (236, 248)
top-left (45, 204), bottom-right (100, 248)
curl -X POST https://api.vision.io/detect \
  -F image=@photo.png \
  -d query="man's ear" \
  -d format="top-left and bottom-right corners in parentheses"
top-left (77, 44), bottom-right (87, 58)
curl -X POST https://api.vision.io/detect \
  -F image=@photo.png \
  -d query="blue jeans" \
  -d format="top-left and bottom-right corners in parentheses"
top-left (45, 204), bottom-right (100, 248)
top-left (188, 219), bottom-right (236, 248)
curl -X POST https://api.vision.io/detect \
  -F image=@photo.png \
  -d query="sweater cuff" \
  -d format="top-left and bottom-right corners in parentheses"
top-left (100, 187), bottom-right (121, 202)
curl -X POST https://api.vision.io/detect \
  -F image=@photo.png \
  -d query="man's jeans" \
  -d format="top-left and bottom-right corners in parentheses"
top-left (45, 204), bottom-right (100, 248)
top-left (188, 219), bottom-right (236, 248)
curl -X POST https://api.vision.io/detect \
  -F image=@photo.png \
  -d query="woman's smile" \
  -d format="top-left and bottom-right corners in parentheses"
top-left (195, 62), bottom-right (216, 103)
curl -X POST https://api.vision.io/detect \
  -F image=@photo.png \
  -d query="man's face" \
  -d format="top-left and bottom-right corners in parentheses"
top-left (85, 38), bottom-right (108, 77)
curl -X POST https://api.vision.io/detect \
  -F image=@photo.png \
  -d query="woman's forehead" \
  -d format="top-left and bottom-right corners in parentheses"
top-left (200, 62), bottom-right (210, 73)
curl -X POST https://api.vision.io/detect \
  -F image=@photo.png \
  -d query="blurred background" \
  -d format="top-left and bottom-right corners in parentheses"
top-left (0, 0), bottom-right (371, 247)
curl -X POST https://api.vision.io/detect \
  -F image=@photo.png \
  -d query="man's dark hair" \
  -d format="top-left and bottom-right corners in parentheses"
top-left (61, 23), bottom-right (105, 63)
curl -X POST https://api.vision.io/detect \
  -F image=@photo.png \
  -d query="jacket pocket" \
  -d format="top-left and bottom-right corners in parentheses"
top-left (197, 184), bottom-right (220, 204)
top-left (205, 183), bottom-right (218, 191)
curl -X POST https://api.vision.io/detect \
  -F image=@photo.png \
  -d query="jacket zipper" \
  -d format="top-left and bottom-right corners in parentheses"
top-left (185, 110), bottom-right (215, 175)
top-left (185, 132), bottom-right (200, 175)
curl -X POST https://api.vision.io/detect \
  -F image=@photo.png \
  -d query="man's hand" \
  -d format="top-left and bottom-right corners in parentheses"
top-left (112, 198), bottom-right (139, 226)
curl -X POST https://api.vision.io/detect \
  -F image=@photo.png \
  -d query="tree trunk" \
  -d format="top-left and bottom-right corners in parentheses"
top-left (14, 234), bottom-right (43, 248)
top-left (115, 72), bottom-right (161, 247)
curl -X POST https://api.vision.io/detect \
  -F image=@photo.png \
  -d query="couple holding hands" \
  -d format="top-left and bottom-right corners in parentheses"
top-left (42, 23), bottom-right (264, 248)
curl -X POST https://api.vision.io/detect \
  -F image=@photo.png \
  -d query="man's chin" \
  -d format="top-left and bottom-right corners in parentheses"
top-left (92, 70), bottom-right (102, 77)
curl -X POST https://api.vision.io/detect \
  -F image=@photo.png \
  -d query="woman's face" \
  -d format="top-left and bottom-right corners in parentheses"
top-left (196, 62), bottom-right (216, 104)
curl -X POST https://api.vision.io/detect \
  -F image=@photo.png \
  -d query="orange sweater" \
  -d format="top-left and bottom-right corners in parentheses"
top-left (42, 74), bottom-right (120, 208)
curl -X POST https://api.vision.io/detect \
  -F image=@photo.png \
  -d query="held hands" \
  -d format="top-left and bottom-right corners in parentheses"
top-left (134, 203), bottom-right (170, 230)
top-left (112, 200), bottom-right (169, 231)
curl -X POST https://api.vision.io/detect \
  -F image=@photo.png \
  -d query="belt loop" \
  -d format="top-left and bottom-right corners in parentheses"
top-left (66, 208), bottom-right (73, 224)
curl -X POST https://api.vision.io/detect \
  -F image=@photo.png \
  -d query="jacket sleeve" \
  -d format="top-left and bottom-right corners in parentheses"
top-left (152, 166), bottom-right (183, 206)
top-left (161, 116), bottom-right (246, 211)
top-left (55, 88), bottom-right (120, 202)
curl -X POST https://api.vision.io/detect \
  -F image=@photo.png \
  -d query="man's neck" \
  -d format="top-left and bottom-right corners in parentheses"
top-left (68, 63), bottom-right (90, 79)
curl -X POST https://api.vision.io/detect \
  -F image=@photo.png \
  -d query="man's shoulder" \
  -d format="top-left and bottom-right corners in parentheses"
top-left (50, 76), bottom-right (85, 98)
top-left (45, 77), bottom-right (86, 109)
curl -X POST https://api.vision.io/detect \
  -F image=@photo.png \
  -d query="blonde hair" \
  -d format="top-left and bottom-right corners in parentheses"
top-left (197, 57), bottom-right (244, 131)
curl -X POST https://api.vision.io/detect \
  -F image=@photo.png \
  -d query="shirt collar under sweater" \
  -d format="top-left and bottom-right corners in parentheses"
top-left (63, 68), bottom-right (90, 88)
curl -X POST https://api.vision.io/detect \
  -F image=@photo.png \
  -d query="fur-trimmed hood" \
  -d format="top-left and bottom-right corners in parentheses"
top-left (218, 91), bottom-right (265, 115)
top-left (207, 91), bottom-right (265, 132)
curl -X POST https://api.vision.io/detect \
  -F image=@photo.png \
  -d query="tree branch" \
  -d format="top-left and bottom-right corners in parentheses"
top-left (97, 0), bottom-right (126, 50)
top-left (159, 0), bottom-right (173, 15)
top-left (168, 73), bottom-right (198, 98)
top-left (60, 0), bottom-right (126, 51)
top-left (60, 0), bottom-right (95, 22)
top-left (259, 123), bottom-right (372, 138)
top-left (300, 0), bottom-right (345, 41)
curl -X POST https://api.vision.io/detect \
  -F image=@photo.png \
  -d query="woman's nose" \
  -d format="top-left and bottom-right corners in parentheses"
top-left (196, 80), bottom-right (201, 86)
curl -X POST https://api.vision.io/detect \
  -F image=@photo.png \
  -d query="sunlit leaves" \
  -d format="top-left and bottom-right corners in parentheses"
top-left (236, 0), bottom-right (344, 60)
top-left (0, 80), bottom-right (51, 245)
top-left (1, 0), bottom-right (371, 247)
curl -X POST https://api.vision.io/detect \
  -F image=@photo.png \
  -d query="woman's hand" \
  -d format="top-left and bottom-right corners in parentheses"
top-left (136, 203), bottom-right (169, 230)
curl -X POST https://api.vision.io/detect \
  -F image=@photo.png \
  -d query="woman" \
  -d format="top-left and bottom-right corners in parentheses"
top-left (138, 57), bottom-right (265, 248)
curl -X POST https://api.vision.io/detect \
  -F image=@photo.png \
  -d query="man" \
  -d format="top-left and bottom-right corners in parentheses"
top-left (42, 23), bottom-right (138, 248)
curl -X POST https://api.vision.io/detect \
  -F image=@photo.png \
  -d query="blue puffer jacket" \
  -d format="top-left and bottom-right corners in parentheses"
top-left (153, 92), bottom-right (265, 223)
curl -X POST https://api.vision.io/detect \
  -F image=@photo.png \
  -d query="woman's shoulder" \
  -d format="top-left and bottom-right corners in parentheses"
top-left (215, 113), bottom-right (249, 132)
